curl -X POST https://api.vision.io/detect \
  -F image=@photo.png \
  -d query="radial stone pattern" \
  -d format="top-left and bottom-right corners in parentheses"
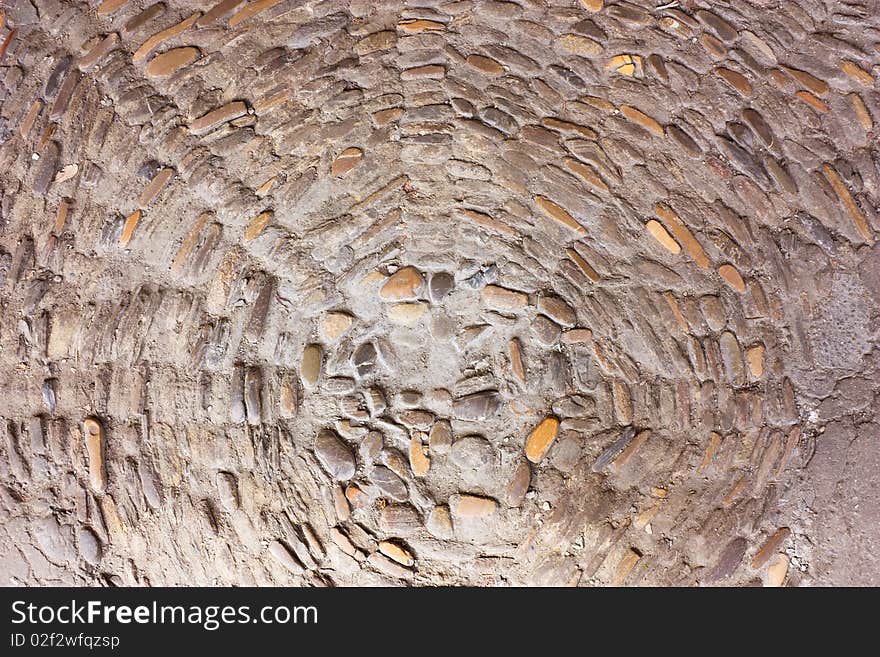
top-left (0, 0), bottom-right (879, 588)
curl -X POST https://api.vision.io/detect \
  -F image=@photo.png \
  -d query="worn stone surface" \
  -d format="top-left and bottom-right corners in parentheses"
top-left (0, 0), bottom-right (875, 588)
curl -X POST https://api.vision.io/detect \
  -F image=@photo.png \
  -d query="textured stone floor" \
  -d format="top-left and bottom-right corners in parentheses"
top-left (0, 0), bottom-right (878, 586)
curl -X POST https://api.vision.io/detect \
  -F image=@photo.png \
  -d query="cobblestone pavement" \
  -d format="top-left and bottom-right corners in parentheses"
top-left (1, 0), bottom-right (878, 586)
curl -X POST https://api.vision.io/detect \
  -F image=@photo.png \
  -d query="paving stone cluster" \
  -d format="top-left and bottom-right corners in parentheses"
top-left (0, 0), bottom-right (878, 586)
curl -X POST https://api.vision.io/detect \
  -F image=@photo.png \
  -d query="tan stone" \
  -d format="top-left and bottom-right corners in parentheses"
top-left (55, 198), bottom-right (71, 232)
top-left (119, 209), bottom-right (141, 248)
top-left (752, 527), bottom-right (790, 569)
top-left (563, 157), bottom-right (609, 193)
top-left (133, 12), bottom-right (200, 63)
top-left (466, 54), bottom-right (504, 75)
top-left (719, 263), bottom-right (746, 292)
top-left (97, 0), bottom-right (128, 15)
top-left (850, 93), bottom-right (873, 131)
top-left (561, 328), bottom-right (593, 344)
top-left (543, 118), bottom-right (597, 139)
top-left (145, 47), bottom-right (200, 78)
top-left (534, 195), bottom-right (586, 233)
top-left (841, 60), bottom-right (874, 86)
top-left (79, 32), bottom-right (119, 71)
top-left (409, 436), bottom-right (430, 477)
top-left (83, 417), bottom-right (106, 492)
top-left (378, 541), bottom-right (414, 567)
top-left (579, 0), bottom-right (603, 10)
top-left (301, 344), bottom-right (322, 389)
top-left (397, 19), bottom-right (445, 33)
top-left (645, 219), bottom-right (681, 254)
top-left (782, 66), bottom-right (829, 95)
top-left (823, 164), bottom-right (874, 244)
top-left (452, 494), bottom-right (497, 519)
top-left (611, 380), bottom-right (633, 425)
top-left (655, 203), bottom-right (709, 268)
top-left (483, 285), bottom-right (528, 311)
top-left (611, 548), bottom-right (641, 586)
top-left (715, 67), bottom-right (752, 95)
top-left (138, 167), bottom-right (173, 207)
top-left (795, 90), bottom-right (828, 113)
top-left (380, 266), bottom-right (424, 300)
top-left (566, 248), bottom-right (601, 282)
top-left (331, 147), bottom-right (363, 176)
top-left (559, 34), bottom-right (602, 57)
top-left (606, 54), bottom-right (642, 76)
top-left (244, 210), bottom-right (273, 241)
top-left (620, 105), bottom-right (664, 136)
top-left (612, 430), bottom-right (651, 469)
top-left (373, 107), bottom-right (404, 125)
top-left (525, 417), bottom-right (559, 463)
top-left (745, 344), bottom-right (765, 378)
top-left (426, 505), bottom-right (453, 538)
top-left (766, 554), bottom-right (789, 587)
top-left (321, 312), bottom-right (353, 341)
top-left (190, 101), bottom-right (248, 135)
top-left (388, 302), bottom-right (427, 324)
top-left (229, 0), bottom-right (285, 27)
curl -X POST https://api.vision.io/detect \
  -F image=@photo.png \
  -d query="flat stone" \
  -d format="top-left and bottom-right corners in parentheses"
top-left (482, 285), bottom-right (528, 311)
top-left (426, 505), bottom-right (453, 539)
top-left (429, 420), bottom-right (453, 454)
top-left (353, 342), bottom-right (377, 377)
top-left (379, 504), bottom-right (422, 536)
top-left (452, 390), bottom-right (503, 420)
top-left (508, 338), bottom-right (526, 383)
top-left (370, 465), bottom-right (408, 501)
top-left (244, 210), bottom-right (273, 241)
top-left (388, 302), bottom-right (427, 324)
top-left (399, 409), bottom-right (434, 430)
top-left (314, 428), bottom-right (356, 480)
top-left (561, 328), bottom-right (593, 344)
top-left (380, 266), bottom-right (424, 300)
top-left (646, 219), bottom-right (681, 254)
top-left (145, 46), bottom-right (200, 78)
top-left (766, 554), bottom-right (789, 587)
top-left (82, 417), bottom-right (106, 492)
top-left (301, 344), bottom-right (322, 388)
top-left (524, 417), bottom-right (560, 463)
top-left (558, 33), bottom-right (602, 57)
top-left (534, 195), bottom-right (586, 233)
top-left (746, 344), bottom-right (765, 379)
top-left (409, 436), bottom-right (430, 477)
top-left (466, 54), bottom-right (504, 74)
top-left (620, 105), bottom-right (664, 136)
top-left (268, 540), bottom-right (304, 575)
top-left (451, 494), bottom-right (497, 519)
top-left (378, 540), bottom-right (414, 567)
top-left (612, 380), bottom-right (633, 425)
top-left (531, 314), bottom-right (561, 346)
top-left (505, 460), bottom-right (531, 506)
top-left (321, 312), bottom-right (353, 341)
top-left (719, 263), bottom-right (746, 292)
top-left (331, 147), bottom-right (363, 176)
top-left (428, 271), bottom-right (454, 302)
top-left (189, 101), bottom-right (247, 135)
top-left (752, 527), bottom-right (790, 569)
top-left (537, 295), bottom-right (576, 326)
top-left (356, 30), bottom-right (396, 55)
